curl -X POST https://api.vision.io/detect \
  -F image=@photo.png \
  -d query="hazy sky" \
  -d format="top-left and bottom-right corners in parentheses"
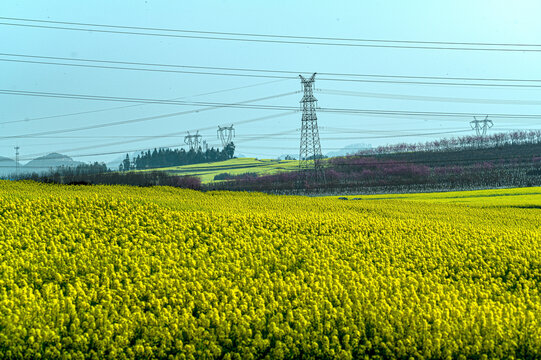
top-left (2, 0), bottom-right (541, 164)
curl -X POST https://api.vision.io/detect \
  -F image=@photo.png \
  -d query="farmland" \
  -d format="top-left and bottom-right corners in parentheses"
top-left (336, 186), bottom-right (541, 207)
top-left (153, 157), bottom-right (298, 183)
top-left (1, 181), bottom-right (540, 359)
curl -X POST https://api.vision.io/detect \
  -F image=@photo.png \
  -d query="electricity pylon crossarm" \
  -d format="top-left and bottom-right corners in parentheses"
top-left (470, 115), bottom-right (493, 136)
top-left (184, 131), bottom-right (202, 151)
top-left (217, 125), bottom-right (235, 148)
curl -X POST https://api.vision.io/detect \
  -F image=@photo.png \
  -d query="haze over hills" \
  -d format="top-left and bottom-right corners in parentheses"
top-left (24, 153), bottom-right (84, 173)
top-left (0, 153), bottom-right (84, 178)
top-left (326, 143), bottom-right (372, 158)
top-left (0, 156), bottom-right (19, 178)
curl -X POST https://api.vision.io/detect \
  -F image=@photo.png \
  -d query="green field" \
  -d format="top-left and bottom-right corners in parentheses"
top-left (334, 186), bottom-right (541, 207)
top-left (152, 157), bottom-right (299, 183)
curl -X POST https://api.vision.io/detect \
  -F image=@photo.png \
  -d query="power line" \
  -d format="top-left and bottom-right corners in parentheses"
top-left (4, 52), bottom-right (541, 83)
top-left (4, 55), bottom-right (541, 88)
top-left (0, 131), bottom-right (469, 144)
top-left (0, 92), bottom-right (297, 140)
top-left (0, 53), bottom-right (298, 76)
top-left (320, 126), bottom-right (468, 133)
top-left (12, 126), bottom-right (520, 162)
top-left (2, 89), bottom-right (541, 122)
top-left (0, 78), bottom-right (288, 125)
top-left (1, 125), bottom-right (533, 139)
top-left (242, 129), bottom-right (474, 143)
top-left (17, 112), bottom-right (296, 160)
top-left (318, 108), bottom-right (541, 119)
top-left (2, 127), bottom-right (527, 143)
top-left (0, 58), bottom-right (293, 80)
top-left (318, 89), bottom-right (541, 106)
top-left (5, 16), bottom-right (541, 46)
top-left (0, 89), bottom-right (299, 109)
top-left (327, 111), bottom-right (541, 125)
top-left (2, 17), bottom-right (541, 51)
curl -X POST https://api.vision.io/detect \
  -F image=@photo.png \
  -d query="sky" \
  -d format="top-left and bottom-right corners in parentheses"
top-left (2, 0), bottom-right (541, 165)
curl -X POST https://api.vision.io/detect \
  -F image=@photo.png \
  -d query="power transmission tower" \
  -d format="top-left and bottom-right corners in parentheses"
top-left (14, 146), bottom-right (20, 178)
top-left (298, 73), bottom-right (325, 184)
top-left (184, 131), bottom-right (202, 151)
top-left (217, 125), bottom-right (235, 147)
top-left (470, 115), bottom-right (493, 136)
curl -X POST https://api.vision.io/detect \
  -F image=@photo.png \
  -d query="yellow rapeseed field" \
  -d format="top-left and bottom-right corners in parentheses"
top-left (0, 181), bottom-right (540, 359)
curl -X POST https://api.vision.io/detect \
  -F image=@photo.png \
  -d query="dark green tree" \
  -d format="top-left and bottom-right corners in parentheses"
top-left (223, 142), bottom-right (235, 159)
top-left (122, 154), bottom-right (131, 171)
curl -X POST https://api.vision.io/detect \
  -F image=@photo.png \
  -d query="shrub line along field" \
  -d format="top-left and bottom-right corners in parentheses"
top-left (0, 181), bottom-right (540, 359)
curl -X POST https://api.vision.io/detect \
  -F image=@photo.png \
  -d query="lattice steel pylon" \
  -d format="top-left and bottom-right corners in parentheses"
top-left (217, 125), bottom-right (235, 148)
top-left (470, 115), bottom-right (493, 136)
top-left (298, 73), bottom-right (325, 184)
top-left (184, 131), bottom-right (202, 151)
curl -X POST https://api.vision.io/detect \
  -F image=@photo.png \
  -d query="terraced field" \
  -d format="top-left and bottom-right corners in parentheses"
top-left (153, 157), bottom-right (298, 183)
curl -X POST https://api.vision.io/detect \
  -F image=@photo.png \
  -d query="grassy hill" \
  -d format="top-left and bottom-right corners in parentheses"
top-left (123, 140), bottom-right (541, 192)
top-left (206, 141), bottom-right (541, 194)
top-left (151, 157), bottom-right (299, 183)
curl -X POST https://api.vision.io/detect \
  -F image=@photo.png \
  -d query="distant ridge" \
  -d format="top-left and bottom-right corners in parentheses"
top-left (24, 153), bottom-right (83, 173)
top-left (326, 143), bottom-right (372, 158)
top-left (0, 156), bottom-right (18, 177)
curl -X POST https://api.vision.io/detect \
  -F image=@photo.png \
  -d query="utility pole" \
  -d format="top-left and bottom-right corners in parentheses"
top-left (184, 131), bottom-right (202, 151)
top-left (217, 125), bottom-right (235, 148)
top-left (298, 73), bottom-right (325, 184)
top-left (14, 146), bottom-right (20, 178)
top-left (470, 115), bottom-right (493, 136)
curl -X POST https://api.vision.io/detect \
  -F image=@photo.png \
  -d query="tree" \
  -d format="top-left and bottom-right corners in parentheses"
top-left (122, 154), bottom-right (131, 171)
top-left (122, 143), bottom-right (236, 171)
top-left (223, 142), bottom-right (235, 159)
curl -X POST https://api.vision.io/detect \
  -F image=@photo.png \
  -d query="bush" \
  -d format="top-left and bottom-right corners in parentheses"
top-left (214, 173), bottom-right (233, 181)
top-left (214, 172), bottom-right (259, 181)
top-left (16, 170), bottom-right (202, 190)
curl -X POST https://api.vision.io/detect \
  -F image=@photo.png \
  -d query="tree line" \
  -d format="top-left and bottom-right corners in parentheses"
top-left (13, 162), bottom-right (201, 189)
top-left (208, 133), bottom-right (541, 194)
top-left (360, 130), bottom-right (541, 155)
top-left (120, 143), bottom-right (235, 171)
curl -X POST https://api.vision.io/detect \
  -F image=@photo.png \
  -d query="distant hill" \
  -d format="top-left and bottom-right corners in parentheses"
top-left (0, 156), bottom-right (19, 177)
top-left (24, 153), bottom-right (84, 173)
top-left (209, 140), bottom-right (541, 193)
top-left (326, 143), bottom-right (372, 158)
